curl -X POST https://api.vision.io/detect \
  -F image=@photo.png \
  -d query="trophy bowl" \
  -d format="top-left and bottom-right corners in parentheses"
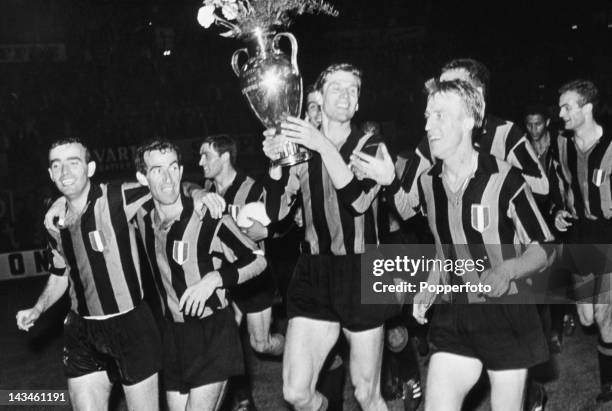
top-left (231, 29), bottom-right (311, 167)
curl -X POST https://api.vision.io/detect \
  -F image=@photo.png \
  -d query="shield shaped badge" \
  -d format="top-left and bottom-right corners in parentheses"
top-left (172, 241), bottom-right (189, 265)
top-left (592, 169), bottom-right (605, 187)
top-left (471, 204), bottom-right (490, 233)
top-left (88, 231), bottom-right (106, 252)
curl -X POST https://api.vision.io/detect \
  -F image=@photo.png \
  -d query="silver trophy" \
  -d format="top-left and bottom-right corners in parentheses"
top-left (231, 29), bottom-right (311, 167)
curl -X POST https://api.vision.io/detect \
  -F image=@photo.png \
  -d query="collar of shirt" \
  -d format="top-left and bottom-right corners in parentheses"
top-left (62, 183), bottom-right (104, 228)
top-left (429, 152), bottom-right (499, 178)
top-left (151, 193), bottom-right (195, 231)
top-left (210, 170), bottom-right (245, 198)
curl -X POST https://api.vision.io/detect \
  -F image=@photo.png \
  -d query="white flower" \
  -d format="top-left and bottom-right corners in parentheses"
top-left (197, 5), bottom-right (216, 28)
top-left (221, 2), bottom-right (239, 20)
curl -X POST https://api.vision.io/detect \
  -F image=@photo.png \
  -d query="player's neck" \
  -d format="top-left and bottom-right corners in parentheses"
top-left (443, 147), bottom-right (478, 193)
top-left (443, 143), bottom-right (477, 178)
top-left (574, 121), bottom-right (602, 146)
top-left (322, 117), bottom-right (351, 148)
top-left (65, 181), bottom-right (91, 216)
top-left (214, 167), bottom-right (237, 195)
top-left (154, 197), bottom-right (183, 229)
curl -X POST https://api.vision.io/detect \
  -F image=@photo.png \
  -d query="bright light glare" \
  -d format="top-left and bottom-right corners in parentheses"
top-left (261, 69), bottom-right (281, 92)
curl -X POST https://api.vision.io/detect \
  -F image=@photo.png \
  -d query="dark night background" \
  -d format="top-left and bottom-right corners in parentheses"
top-left (1, 0), bottom-right (612, 251)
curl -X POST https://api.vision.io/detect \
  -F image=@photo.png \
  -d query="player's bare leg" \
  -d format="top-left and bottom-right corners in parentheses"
top-left (424, 353), bottom-right (483, 411)
top-left (488, 368), bottom-right (527, 411)
top-left (343, 326), bottom-right (387, 411)
top-left (247, 308), bottom-right (285, 355)
top-left (123, 373), bottom-right (159, 411)
top-left (67, 371), bottom-right (113, 411)
top-left (283, 317), bottom-right (340, 410)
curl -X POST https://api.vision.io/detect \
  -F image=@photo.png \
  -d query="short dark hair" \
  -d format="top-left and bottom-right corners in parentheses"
top-left (425, 78), bottom-right (485, 128)
top-left (314, 63), bottom-right (362, 94)
top-left (558, 79), bottom-right (599, 109)
top-left (203, 134), bottom-right (237, 167)
top-left (441, 58), bottom-right (490, 98)
top-left (524, 104), bottom-right (550, 120)
top-left (48, 137), bottom-right (91, 164)
top-left (305, 84), bottom-right (316, 97)
top-left (135, 138), bottom-right (181, 174)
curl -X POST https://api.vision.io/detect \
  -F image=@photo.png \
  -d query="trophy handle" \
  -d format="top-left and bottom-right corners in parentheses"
top-left (274, 32), bottom-right (299, 74)
top-left (230, 48), bottom-right (248, 77)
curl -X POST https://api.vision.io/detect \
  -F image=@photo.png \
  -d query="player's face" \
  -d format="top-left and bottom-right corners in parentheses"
top-left (425, 92), bottom-right (467, 160)
top-left (306, 91), bottom-right (322, 127)
top-left (321, 71), bottom-right (360, 123)
top-left (559, 91), bottom-right (586, 131)
top-left (48, 143), bottom-right (93, 199)
top-left (525, 114), bottom-right (547, 141)
top-left (143, 149), bottom-right (183, 205)
top-left (199, 143), bottom-right (223, 179)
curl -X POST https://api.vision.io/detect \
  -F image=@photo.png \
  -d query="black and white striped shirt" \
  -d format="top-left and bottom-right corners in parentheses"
top-left (266, 126), bottom-right (383, 255)
top-left (48, 183), bottom-right (151, 316)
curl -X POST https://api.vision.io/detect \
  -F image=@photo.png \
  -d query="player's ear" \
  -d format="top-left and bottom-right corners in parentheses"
top-left (136, 171), bottom-right (149, 186)
top-left (87, 161), bottom-right (96, 178)
top-left (464, 116), bottom-right (475, 132)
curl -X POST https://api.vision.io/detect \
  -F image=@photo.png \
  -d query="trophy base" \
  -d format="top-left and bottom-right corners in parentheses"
top-left (271, 151), bottom-right (312, 168)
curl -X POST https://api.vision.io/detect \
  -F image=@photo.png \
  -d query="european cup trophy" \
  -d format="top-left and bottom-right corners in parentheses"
top-left (231, 29), bottom-right (311, 167)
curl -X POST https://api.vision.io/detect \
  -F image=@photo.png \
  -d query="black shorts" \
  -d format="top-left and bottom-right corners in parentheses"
top-left (429, 304), bottom-right (548, 370)
top-left (287, 254), bottom-right (400, 332)
top-left (563, 219), bottom-right (612, 276)
top-left (63, 302), bottom-right (162, 385)
top-left (162, 307), bottom-right (244, 393)
top-left (573, 272), bottom-right (612, 303)
top-left (231, 268), bottom-right (275, 314)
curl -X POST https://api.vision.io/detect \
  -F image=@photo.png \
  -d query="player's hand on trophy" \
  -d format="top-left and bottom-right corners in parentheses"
top-left (480, 261), bottom-right (514, 298)
top-left (413, 289), bottom-right (435, 324)
top-left (349, 144), bottom-right (395, 186)
top-left (16, 306), bottom-right (42, 332)
top-left (262, 128), bottom-right (288, 160)
top-left (44, 197), bottom-right (67, 233)
top-left (179, 271), bottom-right (222, 318)
top-left (192, 190), bottom-right (226, 219)
top-left (281, 116), bottom-right (328, 153)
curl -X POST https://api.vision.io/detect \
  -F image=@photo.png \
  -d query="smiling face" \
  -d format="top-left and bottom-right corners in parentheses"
top-left (559, 90), bottom-right (588, 131)
top-left (321, 70), bottom-right (360, 123)
top-left (48, 143), bottom-right (94, 200)
top-left (139, 148), bottom-right (183, 205)
top-left (425, 92), bottom-right (470, 160)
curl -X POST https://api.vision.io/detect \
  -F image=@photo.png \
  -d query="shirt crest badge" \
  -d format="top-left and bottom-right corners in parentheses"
top-left (592, 169), bottom-right (605, 187)
top-left (471, 204), bottom-right (490, 233)
top-left (172, 241), bottom-right (189, 265)
top-left (88, 231), bottom-right (106, 252)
